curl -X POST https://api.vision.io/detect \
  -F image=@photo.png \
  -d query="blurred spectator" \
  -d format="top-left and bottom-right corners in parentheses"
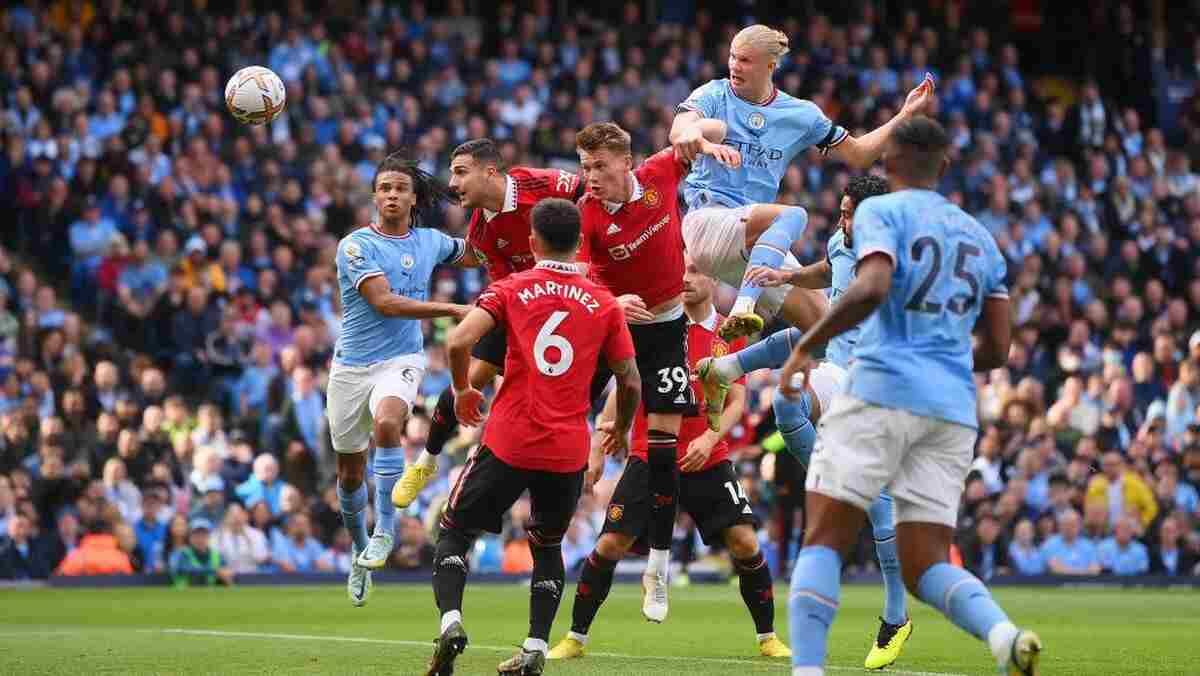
top-left (214, 504), bottom-right (269, 575)
top-left (55, 519), bottom-right (133, 576)
top-left (270, 513), bottom-right (329, 573)
top-left (1097, 516), bottom-right (1150, 575)
top-left (1007, 519), bottom-right (1046, 576)
top-left (1040, 509), bottom-right (1100, 576)
top-left (168, 518), bottom-right (234, 588)
top-left (133, 490), bottom-right (168, 573)
top-left (236, 454), bottom-right (289, 516)
top-left (0, 514), bottom-right (52, 579)
top-left (1087, 452), bottom-right (1159, 529)
top-left (1150, 516), bottom-right (1198, 576)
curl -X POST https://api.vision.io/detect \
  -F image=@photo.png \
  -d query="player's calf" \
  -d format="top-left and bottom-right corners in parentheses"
top-left (772, 387), bottom-right (816, 465)
top-left (525, 529), bottom-right (566, 657)
top-left (723, 525), bottom-right (785, 655)
top-left (432, 524), bottom-right (474, 633)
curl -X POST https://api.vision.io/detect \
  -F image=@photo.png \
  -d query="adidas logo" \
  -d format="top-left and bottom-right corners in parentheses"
top-left (742, 504), bottom-right (753, 515)
top-left (674, 392), bottom-right (687, 404)
top-left (497, 238), bottom-right (509, 248)
top-left (438, 555), bottom-right (468, 572)
top-left (606, 223), bottom-right (621, 235)
top-left (532, 580), bottom-right (562, 597)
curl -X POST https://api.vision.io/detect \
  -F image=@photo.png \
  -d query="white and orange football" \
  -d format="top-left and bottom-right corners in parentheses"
top-left (224, 66), bottom-right (286, 125)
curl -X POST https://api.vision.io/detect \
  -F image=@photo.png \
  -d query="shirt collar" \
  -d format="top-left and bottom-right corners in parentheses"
top-left (691, 307), bottom-right (718, 331)
top-left (602, 172), bottom-right (643, 214)
top-left (483, 175), bottom-right (518, 222)
top-left (535, 260), bottom-right (581, 275)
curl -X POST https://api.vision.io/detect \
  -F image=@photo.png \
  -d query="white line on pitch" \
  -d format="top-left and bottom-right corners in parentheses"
top-left (152, 628), bottom-right (968, 676)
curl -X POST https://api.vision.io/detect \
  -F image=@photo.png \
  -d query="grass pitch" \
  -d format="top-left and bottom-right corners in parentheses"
top-left (1, 581), bottom-right (1195, 675)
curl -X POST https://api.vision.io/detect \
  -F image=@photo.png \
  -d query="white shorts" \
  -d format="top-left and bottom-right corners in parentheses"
top-left (682, 205), bottom-right (803, 321)
top-left (326, 353), bottom-right (427, 453)
top-left (806, 361), bottom-right (847, 417)
top-left (807, 394), bottom-right (977, 527)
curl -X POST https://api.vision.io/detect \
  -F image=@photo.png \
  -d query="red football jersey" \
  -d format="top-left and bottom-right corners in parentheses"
top-left (577, 148), bottom-right (687, 309)
top-left (477, 260), bottom-right (635, 472)
top-left (467, 167), bottom-right (582, 282)
top-left (630, 312), bottom-right (746, 472)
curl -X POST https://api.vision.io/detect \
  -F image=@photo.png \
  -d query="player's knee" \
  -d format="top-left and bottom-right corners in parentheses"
top-left (372, 412), bottom-right (406, 446)
top-left (594, 533), bottom-right (633, 560)
top-left (336, 453), bottom-right (368, 487)
top-left (724, 525), bottom-right (759, 560)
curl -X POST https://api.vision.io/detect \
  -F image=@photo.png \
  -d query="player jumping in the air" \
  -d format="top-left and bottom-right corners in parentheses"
top-left (426, 199), bottom-right (641, 676)
top-left (329, 153), bottom-right (476, 606)
top-left (670, 24), bottom-right (934, 340)
top-left (697, 175), bottom-right (913, 668)
top-left (391, 139), bottom-right (582, 508)
top-left (780, 117), bottom-right (1041, 675)
top-left (547, 254), bottom-right (791, 661)
top-left (574, 121), bottom-right (738, 622)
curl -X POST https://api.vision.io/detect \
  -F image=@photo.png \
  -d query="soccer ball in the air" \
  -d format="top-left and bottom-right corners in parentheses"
top-left (225, 66), bottom-right (286, 125)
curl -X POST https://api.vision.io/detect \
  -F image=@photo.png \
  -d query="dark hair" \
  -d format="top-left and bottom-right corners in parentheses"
top-left (844, 174), bottom-right (889, 206)
top-left (890, 116), bottom-right (950, 182)
top-left (450, 138), bottom-right (502, 168)
top-left (372, 151), bottom-right (455, 214)
top-left (576, 122), bottom-right (632, 154)
top-left (530, 198), bottom-right (581, 253)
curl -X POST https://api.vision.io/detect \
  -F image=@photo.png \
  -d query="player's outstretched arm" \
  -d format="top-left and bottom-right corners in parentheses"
top-left (972, 296), bottom-right (1012, 372)
top-left (447, 307), bottom-right (497, 427)
top-left (598, 357), bottom-right (641, 456)
top-left (359, 276), bottom-right (471, 320)
top-left (744, 259), bottom-right (832, 290)
top-left (828, 74), bottom-right (936, 169)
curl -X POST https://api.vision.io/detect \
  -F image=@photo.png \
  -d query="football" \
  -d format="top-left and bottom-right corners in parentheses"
top-left (224, 66), bottom-right (286, 125)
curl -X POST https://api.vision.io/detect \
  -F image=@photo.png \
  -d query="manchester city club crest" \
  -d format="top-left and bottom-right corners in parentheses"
top-left (401, 253), bottom-right (415, 269)
top-left (748, 111), bottom-right (766, 130)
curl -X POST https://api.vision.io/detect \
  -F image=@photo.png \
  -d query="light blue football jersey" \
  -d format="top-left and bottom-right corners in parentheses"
top-left (333, 225), bottom-right (465, 366)
top-left (824, 229), bottom-right (859, 370)
top-left (848, 190), bottom-right (1008, 428)
top-left (678, 79), bottom-right (847, 211)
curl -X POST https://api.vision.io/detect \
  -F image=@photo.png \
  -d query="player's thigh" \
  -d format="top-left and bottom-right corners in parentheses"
top-left (681, 460), bottom-right (758, 548)
top-left (806, 395), bottom-right (905, 511)
top-left (743, 203), bottom-right (794, 245)
top-left (367, 353), bottom-right (426, 429)
top-left (470, 323), bottom-right (508, 379)
top-left (806, 361), bottom-right (847, 423)
top-left (441, 446), bottom-right (528, 534)
top-left (527, 467), bottom-right (585, 539)
top-left (600, 457), bottom-right (652, 543)
top-left (775, 286), bottom-right (829, 333)
top-left (681, 205), bottom-right (753, 287)
top-left (890, 418), bottom-right (977, 529)
top-left (326, 362), bottom-right (374, 454)
top-left (630, 316), bottom-right (695, 416)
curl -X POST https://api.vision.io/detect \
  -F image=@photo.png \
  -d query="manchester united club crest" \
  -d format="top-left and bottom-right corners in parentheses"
top-left (748, 112), bottom-right (766, 130)
top-left (607, 505), bottom-right (624, 522)
top-left (711, 341), bottom-right (729, 358)
top-left (642, 188), bottom-right (660, 208)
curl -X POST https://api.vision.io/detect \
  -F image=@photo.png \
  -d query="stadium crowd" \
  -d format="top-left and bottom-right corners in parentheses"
top-left (2, 0), bottom-right (1200, 583)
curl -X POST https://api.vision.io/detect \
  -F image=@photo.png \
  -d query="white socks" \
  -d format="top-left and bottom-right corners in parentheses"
top-left (440, 610), bottom-right (462, 634)
top-left (713, 354), bottom-right (745, 382)
top-left (792, 667), bottom-right (823, 676)
top-left (523, 638), bottom-right (548, 654)
top-left (757, 632), bottom-right (777, 643)
top-left (987, 621), bottom-right (1020, 668)
top-left (567, 631), bottom-right (589, 645)
top-left (416, 450), bottom-right (437, 469)
top-left (647, 548), bottom-right (670, 575)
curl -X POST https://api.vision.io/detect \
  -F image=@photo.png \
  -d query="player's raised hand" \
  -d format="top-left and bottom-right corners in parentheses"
top-left (596, 420), bottom-right (630, 456)
top-left (454, 387), bottom-right (486, 427)
top-left (672, 126), bottom-right (705, 163)
top-left (778, 349), bottom-right (813, 400)
top-left (900, 72), bottom-right (936, 117)
top-left (679, 431), bottom-right (717, 472)
top-left (700, 140), bottom-right (742, 168)
top-left (616, 294), bottom-right (655, 323)
top-left (743, 266), bottom-right (791, 288)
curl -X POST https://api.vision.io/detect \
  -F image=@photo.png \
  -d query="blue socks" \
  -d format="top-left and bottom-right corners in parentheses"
top-left (736, 327), bottom-right (801, 374)
top-left (788, 545), bottom-right (841, 668)
top-left (738, 207), bottom-right (808, 305)
top-left (337, 481), bottom-right (369, 553)
top-left (773, 388), bottom-right (816, 465)
top-left (373, 446), bottom-right (405, 538)
top-left (917, 562), bottom-right (1009, 641)
top-left (867, 491), bottom-right (907, 625)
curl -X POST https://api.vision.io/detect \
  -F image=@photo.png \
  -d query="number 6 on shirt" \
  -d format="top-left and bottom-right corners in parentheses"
top-left (535, 311), bottom-right (574, 376)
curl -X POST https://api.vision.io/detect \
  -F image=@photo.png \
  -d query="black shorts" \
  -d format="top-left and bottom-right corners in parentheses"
top-left (602, 457), bottom-right (758, 547)
top-left (441, 446), bottom-right (583, 536)
top-left (470, 324), bottom-right (507, 373)
top-left (589, 313), bottom-right (696, 415)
